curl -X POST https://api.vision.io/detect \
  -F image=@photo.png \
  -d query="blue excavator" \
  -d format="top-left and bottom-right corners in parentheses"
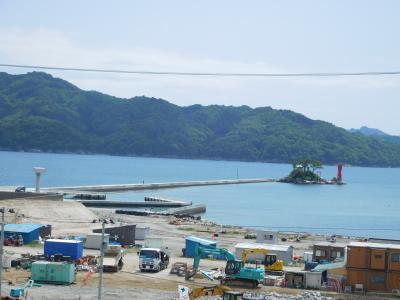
top-left (185, 244), bottom-right (265, 288)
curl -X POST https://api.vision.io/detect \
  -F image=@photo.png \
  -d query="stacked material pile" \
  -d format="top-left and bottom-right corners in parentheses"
top-left (242, 291), bottom-right (332, 300)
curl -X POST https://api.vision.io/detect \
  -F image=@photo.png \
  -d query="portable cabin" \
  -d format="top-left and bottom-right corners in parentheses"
top-left (347, 241), bottom-right (400, 292)
top-left (368, 238), bottom-right (400, 245)
top-left (85, 233), bottom-right (110, 249)
top-left (313, 241), bottom-right (346, 263)
top-left (305, 271), bottom-right (323, 289)
top-left (93, 224), bottom-right (136, 245)
top-left (303, 251), bottom-right (313, 263)
top-left (235, 242), bottom-right (293, 265)
top-left (4, 223), bottom-right (44, 244)
top-left (285, 270), bottom-right (306, 288)
top-left (135, 226), bottom-right (150, 240)
top-left (184, 236), bottom-right (217, 258)
top-left (256, 230), bottom-right (278, 244)
top-left (313, 261), bottom-right (347, 292)
top-left (44, 239), bottom-right (83, 260)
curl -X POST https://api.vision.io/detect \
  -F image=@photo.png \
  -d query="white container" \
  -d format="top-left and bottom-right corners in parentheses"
top-left (85, 233), bottom-right (110, 249)
top-left (135, 226), bottom-right (150, 240)
top-left (304, 251), bottom-right (313, 263)
top-left (305, 271), bottom-right (322, 289)
top-left (256, 230), bottom-right (278, 244)
top-left (144, 237), bottom-right (163, 249)
top-left (2, 255), bottom-right (12, 268)
top-left (235, 242), bottom-right (294, 265)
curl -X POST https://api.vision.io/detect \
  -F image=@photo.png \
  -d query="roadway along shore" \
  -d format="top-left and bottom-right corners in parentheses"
top-left (42, 178), bottom-right (277, 192)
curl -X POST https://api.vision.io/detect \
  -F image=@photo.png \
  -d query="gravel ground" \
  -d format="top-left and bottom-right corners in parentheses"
top-left (0, 199), bottom-right (362, 300)
top-left (3, 285), bottom-right (177, 300)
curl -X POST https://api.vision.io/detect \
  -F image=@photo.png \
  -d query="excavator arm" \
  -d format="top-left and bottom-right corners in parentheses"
top-left (186, 244), bottom-right (265, 289)
top-left (186, 244), bottom-right (237, 280)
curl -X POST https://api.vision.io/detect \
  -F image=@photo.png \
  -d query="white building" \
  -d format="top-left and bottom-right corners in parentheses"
top-left (235, 242), bottom-right (293, 265)
top-left (135, 226), bottom-right (150, 240)
top-left (256, 230), bottom-right (278, 244)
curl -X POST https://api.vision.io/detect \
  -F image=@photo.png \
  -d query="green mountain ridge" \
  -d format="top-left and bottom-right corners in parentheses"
top-left (349, 126), bottom-right (400, 145)
top-left (0, 71), bottom-right (400, 167)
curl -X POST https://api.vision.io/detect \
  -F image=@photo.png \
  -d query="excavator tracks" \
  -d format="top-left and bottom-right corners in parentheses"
top-left (220, 278), bottom-right (259, 289)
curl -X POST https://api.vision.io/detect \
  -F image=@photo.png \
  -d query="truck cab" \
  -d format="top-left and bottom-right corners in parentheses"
top-left (139, 248), bottom-right (169, 272)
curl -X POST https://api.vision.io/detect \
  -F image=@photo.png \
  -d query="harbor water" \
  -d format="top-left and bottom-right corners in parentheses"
top-left (0, 151), bottom-right (399, 239)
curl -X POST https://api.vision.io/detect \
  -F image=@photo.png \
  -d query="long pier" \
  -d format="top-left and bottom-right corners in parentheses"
top-left (77, 200), bottom-right (189, 208)
top-left (43, 178), bottom-right (276, 193)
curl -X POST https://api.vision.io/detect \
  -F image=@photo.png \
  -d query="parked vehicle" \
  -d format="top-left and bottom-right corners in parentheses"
top-left (14, 186), bottom-right (26, 192)
top-left (139, 248), bottom-right (169, 272)
top-left (103, 245), bottom-right (124, 272)
top-left (4, 235), bottom-right (23, 246)
top-left (186, 244), bottom-right (265, 288)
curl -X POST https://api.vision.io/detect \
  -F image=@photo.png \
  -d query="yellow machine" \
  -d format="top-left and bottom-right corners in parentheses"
top-left (241, 248), bottom-right (284, 272)
top-left (189, 285), bottom-right (230, 300)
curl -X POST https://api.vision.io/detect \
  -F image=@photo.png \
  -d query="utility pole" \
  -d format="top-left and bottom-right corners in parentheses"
top-left (98, 221), bottom-right (106, 300)
top-left (0, 207), bottom-right (5, 297)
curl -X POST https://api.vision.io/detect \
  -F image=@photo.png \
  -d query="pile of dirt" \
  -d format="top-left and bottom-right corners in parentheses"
top-left (0, 199), bottom-right (97, 233)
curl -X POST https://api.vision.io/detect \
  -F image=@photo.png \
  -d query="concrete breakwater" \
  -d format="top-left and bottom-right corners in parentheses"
top-left (43, 178), bottom-right (276, 193)
top-left (77, 200), bottom-right (190, 208)
top-left (115, 204), bottom-right (207, 217)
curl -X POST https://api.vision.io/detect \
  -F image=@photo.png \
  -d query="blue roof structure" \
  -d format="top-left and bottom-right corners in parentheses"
top-left (4, 224), bottom-right (43, 233)
top-left (185, 236), bottom-right (216, 246)
top-left (312, 261), bottom-right (346, 272)
top-left (184, 236), bottom-right (217, 258)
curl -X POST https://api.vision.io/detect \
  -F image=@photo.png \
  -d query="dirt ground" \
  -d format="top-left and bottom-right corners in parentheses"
top-left (0, 199), bottom-right (363, 299)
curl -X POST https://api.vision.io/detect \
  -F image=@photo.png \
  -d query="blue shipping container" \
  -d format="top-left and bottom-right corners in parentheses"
top-left (44, 239), bottom-right (83, 260)
top-left (184, 236), bottom-right (217, 258)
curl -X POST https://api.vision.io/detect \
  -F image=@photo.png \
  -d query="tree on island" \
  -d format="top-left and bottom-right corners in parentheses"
top-left (283, 158), bottom-right (324, 183)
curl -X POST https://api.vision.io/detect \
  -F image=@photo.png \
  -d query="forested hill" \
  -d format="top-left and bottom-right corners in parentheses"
top-left (0, 71), bottom-right (400, 167)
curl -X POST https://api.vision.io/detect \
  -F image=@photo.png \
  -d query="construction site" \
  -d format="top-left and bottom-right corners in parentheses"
top-left (0, 182), bottom-right (398, 300)
top-left (0, 167), bottom-right (395, 299)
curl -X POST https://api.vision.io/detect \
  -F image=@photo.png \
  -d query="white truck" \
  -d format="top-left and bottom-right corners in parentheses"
top-left (139, 248), bottom-right (169, 272)
top-left (103, 245), bottom-right (124, 272)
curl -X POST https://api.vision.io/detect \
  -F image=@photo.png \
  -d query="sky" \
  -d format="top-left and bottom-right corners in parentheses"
top-left (0, 1), bottom-right (399, 134)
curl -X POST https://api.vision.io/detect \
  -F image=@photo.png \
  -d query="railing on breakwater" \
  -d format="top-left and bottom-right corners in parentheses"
top-left (42, 178), bottom-right (276, 193)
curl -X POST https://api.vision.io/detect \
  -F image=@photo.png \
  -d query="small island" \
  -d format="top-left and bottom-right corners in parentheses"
top-left (279, 159), bottom-right (344, 185)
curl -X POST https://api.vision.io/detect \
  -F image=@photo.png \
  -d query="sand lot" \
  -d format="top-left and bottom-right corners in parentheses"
top-left (0, 199), bottom-right (363, 299)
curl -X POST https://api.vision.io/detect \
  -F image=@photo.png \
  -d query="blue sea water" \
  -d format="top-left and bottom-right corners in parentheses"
top-left (0, 151), bottom-right (399, 239)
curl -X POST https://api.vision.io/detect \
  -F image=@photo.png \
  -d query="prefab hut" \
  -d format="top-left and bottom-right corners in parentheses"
top-left (4, 223), bottom-right (44, 244)
top-left (235, 242), bottom-right (293, 265)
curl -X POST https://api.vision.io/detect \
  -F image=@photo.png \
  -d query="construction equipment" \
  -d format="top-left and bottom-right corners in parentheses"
top-left (189, 284), bottom-right (230, 299)
top-left (186, 244), bottom-right (265, 288)
top-left (4, 234), bottom-right (23, 246)
top-left (139, 248), bottom-right (169, 272)
top-left (103, 245), bottom-right (124, 272)
top-left (189, 285), bottom-right (245, 300)
top-left (170, 262), bottom-right (187, 276)
top-left (241, 248), bottom-right (283, 273)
